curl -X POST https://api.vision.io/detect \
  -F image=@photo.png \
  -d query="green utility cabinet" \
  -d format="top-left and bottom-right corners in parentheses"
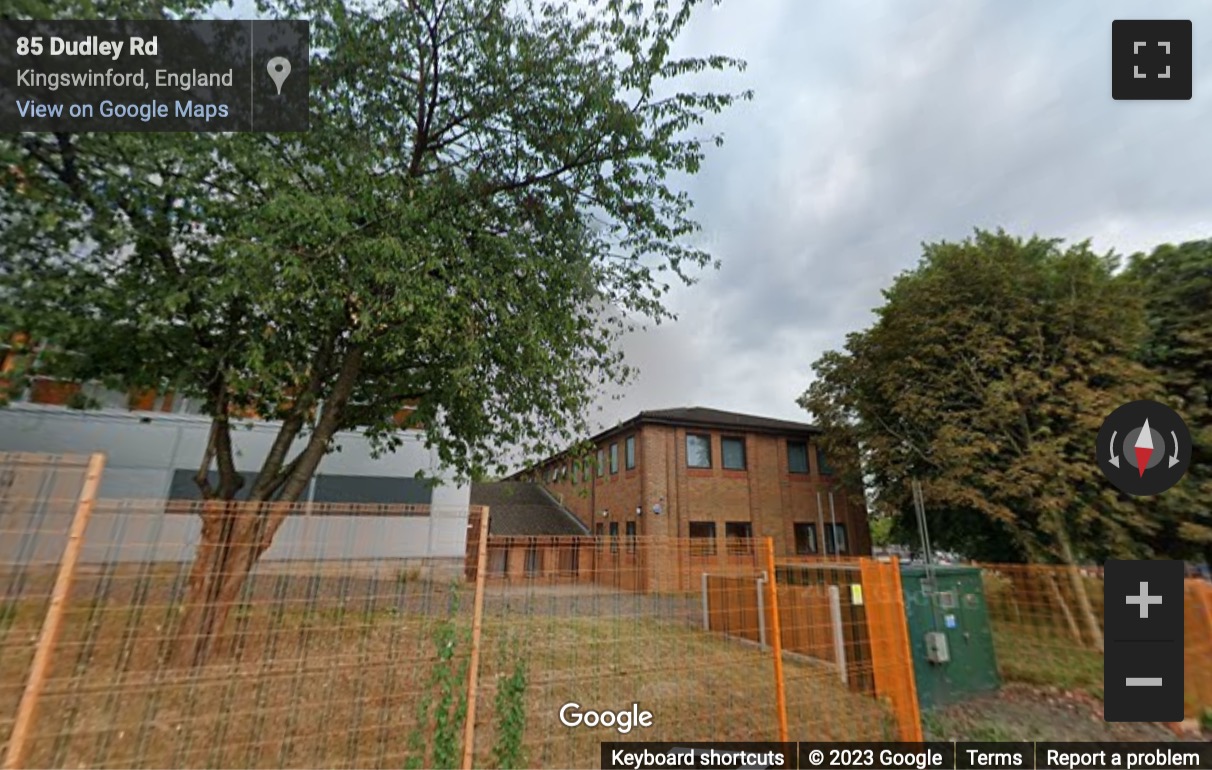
top-left (900, 565), bottom-right (1000, 710)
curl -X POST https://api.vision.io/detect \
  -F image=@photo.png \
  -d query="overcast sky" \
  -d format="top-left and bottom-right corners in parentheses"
top-left (230, 0), bottom-right (1212, 433)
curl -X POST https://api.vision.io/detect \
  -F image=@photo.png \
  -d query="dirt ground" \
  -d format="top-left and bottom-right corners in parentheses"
top-left (922, 683), bottom-right (1206, 743)
top-left (1, 570), bottom-right (894, 769)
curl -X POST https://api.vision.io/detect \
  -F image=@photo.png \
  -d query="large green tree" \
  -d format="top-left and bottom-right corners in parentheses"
top-left (800, 231), bottom-right (1171, 649)
top-left (1127, 240), bottom-right (1212, 564)
top-left (0, 0), bottom-right (748, 664)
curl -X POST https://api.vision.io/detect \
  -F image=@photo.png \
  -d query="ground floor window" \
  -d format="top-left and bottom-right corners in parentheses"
top-left (688, 521), bottom-right (716, 556)
top-left (794, 522), bottom-right (818, 555)
top-left (626, 521), bottom-right (637, 553)
top-left (609, 521), bottom-right (619, 553)
top-left (824, 523), bottom-right (848, 555)
top-left (724, 521), bottom-right (753, 555)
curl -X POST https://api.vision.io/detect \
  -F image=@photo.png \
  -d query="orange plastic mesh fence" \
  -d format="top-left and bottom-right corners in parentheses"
top-left (981, 563), bottom-right (1212, 722)
top-left (0, 452), bottom-right (923, 769)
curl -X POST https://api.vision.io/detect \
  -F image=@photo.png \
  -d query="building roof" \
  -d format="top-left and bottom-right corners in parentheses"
top-left (590, 406), bottom-right (820, 443)
top-left (470, 481), bottom-right (590, 536)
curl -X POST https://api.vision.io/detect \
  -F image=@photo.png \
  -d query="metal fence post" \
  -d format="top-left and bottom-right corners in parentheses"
top-left (3, 452), bottom-right (105, 770)
top-left (756, 574), bottom-right (768, 648)
top-left (828, 585), bottom-right (848, 685)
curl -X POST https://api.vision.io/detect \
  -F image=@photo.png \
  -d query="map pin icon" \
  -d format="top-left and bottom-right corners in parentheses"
top-left (267, 57), bottom-right (291, 95)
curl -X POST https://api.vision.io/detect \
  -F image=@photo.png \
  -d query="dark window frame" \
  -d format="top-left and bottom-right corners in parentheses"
top-left (686, 433), bottom-right (712, 469)
top-left (721, 436), bottom-right (747, 471)
top-left (625, 520), bottom-right (637, 553)
top-left (610, 442), bottom-right (619, 474)
top-left (794, 522), bottom-right (818, 555)
top-left (609, 521), bottom-right (620, 553)
top-left (625, 435), bottom-right (636, 470)
top-left (725, 521), bottom-right (753, 555)
top-left (688, 521), bottom-right (717, 556)
top-left (816, 446), bottom-right (834, 476)
top-left (597, 449), bottom-right (606, 477)
top-left (787, 441), bottom-right (809, 474)
top-left (824, 523), bottom-right (848, 555)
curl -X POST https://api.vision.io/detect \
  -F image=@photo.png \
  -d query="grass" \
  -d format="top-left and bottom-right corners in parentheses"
top-left (0, 583), bottom-right (894, 769)
top-left (992, 625), bottom-right (1103, 697)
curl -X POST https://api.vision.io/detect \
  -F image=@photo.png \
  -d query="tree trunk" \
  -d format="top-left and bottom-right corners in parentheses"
top-left (1056, 528), bottom-right (1104, 654)
top-left (170, 347), bottom-right (364, 666)
top-left (1043, 569), bottom-right (1084, 646)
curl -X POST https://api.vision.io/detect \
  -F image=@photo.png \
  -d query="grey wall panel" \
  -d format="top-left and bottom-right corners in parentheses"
top-left (0, 405), bottom-right (470, 563)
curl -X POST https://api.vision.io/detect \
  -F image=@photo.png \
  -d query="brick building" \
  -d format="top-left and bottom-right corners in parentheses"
top-left (509, 407), bottom-right (870, 589)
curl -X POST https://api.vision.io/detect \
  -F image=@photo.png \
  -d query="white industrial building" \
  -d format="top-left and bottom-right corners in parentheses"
top-left (0, 400), bottom-right (471, 565)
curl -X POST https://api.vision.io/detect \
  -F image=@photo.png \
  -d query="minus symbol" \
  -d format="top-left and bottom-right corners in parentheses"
top-left (1125, 677), bottom-right (1163, 686)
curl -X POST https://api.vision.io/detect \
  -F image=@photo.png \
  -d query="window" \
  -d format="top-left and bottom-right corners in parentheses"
top-left (688, 521), bottom-right (717, 556)
top-left (625, 436), bottom-right (636, 469)
top-left (725, 521), bottom-right (753, 555)
top-left (572, 461), bottom-right (580, 484)
top-left (609, 521), bottom-right (619, 553)
top-left (816, 447), bottom-right (834, 475)
top-left (597, 449), bottom-right (606, 477)
top-left (721, 437), bottom-right (746, 470)
top-left (686, 434), bottom-right (712, 468)
top-left (525, 543), bottom-right (540, 575)
top-left (626, 521), bottom-right (637, 553)
top-left (595, 522), bottom-right (605, 551)
top-left (610, 443), bottom-right (619, 474)
top-left (824, 523), bottom-right (848, 555)
top-left (787, 441), bottom-right (809, 474)
top-left (794, 523), bottom-right (818, 555)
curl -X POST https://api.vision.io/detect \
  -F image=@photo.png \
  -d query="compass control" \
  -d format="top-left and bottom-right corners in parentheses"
top-left (1097, 400), bottom-right (1191, 496)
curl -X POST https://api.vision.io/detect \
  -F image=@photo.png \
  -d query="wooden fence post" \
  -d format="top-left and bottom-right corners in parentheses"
top-left (461, 505), bottom-right (491, 770)
top-left (3, 452), bottom-right (105, 770)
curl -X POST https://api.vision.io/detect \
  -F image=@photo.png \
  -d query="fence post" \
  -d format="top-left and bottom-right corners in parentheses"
top-left (756, 574), bottom-right (767, 648)
top-left (828, 585), bottom-right (848, 685)
top-left (701, 572), bottom-right (710, 631)
top-left (461, 505), bottom-right (491, 770)
top-left (763, 538), bottom-right (788, 743)
top-left (3, 452), bottom-right (105, 770)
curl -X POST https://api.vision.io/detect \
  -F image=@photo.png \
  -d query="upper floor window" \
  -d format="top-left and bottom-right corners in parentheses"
top-left (787, 441), bottom-right (809, 474)
top-left (816, 447), bottom-right (834, 475)
top-left (597, 449), bottom-right (606, 477)
top-left (721, 437), bottom-right (746, 470)
top-left (572, 461), bottom-right (580, 483)
top-left (686, 434), bottom-right (712, 468)
top-left (625, 436), bottom-right (636, 469)
top-left (610, 442), bottom-right (619, 474)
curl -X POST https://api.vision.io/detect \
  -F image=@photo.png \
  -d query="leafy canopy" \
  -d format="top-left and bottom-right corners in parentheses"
top-left (1, 0), bottom-right (751, 496)
top-left (800, 230), bottom-right (1164, 564)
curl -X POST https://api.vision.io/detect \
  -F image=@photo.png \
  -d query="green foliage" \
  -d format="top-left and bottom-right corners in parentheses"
top-left (801, 230), bottom-right (1162, 564)
top-left (1125, 241), bottom-right (1212, 562)
top-left (491, 642), bottom-right (529, 770)
top-left (1, 0), bottom-right (749, 501)
top-left (405, 587), bottom-right (470, 770)
top-left (868, 513), bottom-right (895, 548)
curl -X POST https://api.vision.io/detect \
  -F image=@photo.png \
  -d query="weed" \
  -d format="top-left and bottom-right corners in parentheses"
top-left (397, 567), bottom-right (423, 585)
top-left (405, 584), bottom-right (469, 770)
top-left (0, 602), bottom-right (15, 632)
top-left (492, 639), bottom-right (529, 770)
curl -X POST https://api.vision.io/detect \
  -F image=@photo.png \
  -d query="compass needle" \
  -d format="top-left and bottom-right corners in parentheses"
top-left (1133, 418), bottom-right (1154, 477)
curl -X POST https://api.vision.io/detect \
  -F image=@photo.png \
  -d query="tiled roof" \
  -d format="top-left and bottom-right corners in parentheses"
top-left (470, 482), bottom-right (589, 536)
top-left (627, 407), bottom-right (820, 436)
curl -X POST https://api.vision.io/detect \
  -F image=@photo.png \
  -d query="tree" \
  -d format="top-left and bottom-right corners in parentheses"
top-left (0, 0), bottom-right (749, 665)
top-left (1126, 241), bottom-right (1212, 565)
top-left (800, 230), bottom-right (1168, 650)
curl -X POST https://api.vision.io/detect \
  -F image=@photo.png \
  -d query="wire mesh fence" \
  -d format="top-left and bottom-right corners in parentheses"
top-left (2, 453), bottom-right (924, 770)
top-left (981, 562), bottom-right (1212, 722)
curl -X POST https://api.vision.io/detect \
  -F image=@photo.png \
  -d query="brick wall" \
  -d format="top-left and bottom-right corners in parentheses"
top-left (529, 421), bottom-right (872, 589)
